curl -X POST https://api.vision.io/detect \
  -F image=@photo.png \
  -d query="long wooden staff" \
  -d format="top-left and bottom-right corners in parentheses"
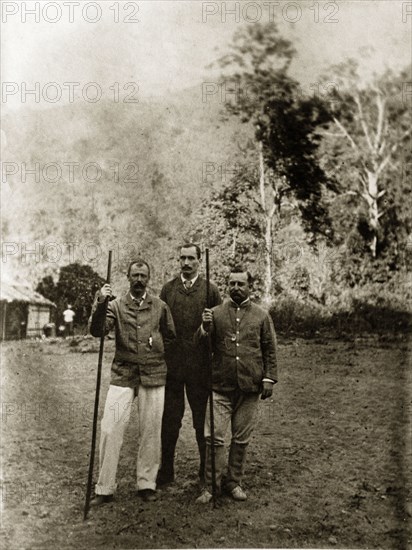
top-left (205, 248), bottom-right (217, 507)
top-left (83, 250), bottom-right (112, 520)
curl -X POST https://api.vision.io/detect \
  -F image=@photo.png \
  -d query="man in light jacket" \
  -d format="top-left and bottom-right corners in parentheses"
top-left (89, 259), bottom-right (176, 505)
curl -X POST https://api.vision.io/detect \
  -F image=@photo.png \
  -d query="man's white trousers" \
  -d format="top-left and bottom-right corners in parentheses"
top-left (95, 384), bottom-right (165, 495)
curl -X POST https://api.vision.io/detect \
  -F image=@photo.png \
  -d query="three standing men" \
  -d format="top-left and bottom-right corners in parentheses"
top-left (157, 244), bottom-right (221, 485)
top-left (89, 260), bottom-right (176, 505)
top-left (89, 252), bottom-right (277, 506)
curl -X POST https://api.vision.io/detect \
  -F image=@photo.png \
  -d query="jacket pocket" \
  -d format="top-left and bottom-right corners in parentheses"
top-left (145, 331), bottom-right (164, 355)
top-left (139, 362), bottom-right (167, 386)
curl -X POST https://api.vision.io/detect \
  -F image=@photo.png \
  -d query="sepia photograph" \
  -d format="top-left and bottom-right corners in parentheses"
top-left (1, 0), bottom-right (411, 548)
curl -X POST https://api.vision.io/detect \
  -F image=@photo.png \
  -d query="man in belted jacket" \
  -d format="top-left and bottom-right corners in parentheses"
top-left (89, 259), bottom-right (176, 505)
top-left (195, 267), bottom-right (278, 503)
top-left (157, 244), bottom-right (221, 486)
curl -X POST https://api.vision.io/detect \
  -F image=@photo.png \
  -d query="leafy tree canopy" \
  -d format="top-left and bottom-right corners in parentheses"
top-left (36, 263), bottom-right (105, 326)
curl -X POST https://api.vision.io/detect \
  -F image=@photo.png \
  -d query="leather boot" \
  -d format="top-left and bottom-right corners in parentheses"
top-left (225, 442), bottom-right (248, 492)
top-left (204, 443), bottom-right (226, 494)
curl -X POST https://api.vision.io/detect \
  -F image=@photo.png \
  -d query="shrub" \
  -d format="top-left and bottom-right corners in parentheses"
top-left (269, 282), bottom-right (411, 336)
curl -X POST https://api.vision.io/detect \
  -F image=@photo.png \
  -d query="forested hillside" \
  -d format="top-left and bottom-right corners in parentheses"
top-left (2, 23), bottom-right (411, 333)
top-left (2, 87), bottom-right (249, 292)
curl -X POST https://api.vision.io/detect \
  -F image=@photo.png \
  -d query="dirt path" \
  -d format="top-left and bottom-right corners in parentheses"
top-left (1, 335), bottom-right (410, 548)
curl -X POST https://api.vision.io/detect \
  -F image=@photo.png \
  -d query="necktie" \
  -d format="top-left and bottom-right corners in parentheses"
top-left (184, 280), bottom-right (191, 290)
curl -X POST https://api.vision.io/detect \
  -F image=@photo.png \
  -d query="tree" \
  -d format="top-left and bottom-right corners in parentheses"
top-left (36, 275), bottom-right (57, 304)
top-left (36, 263), bottom-right (105, 326)
top-left (190, 160), bottom-right (267, 294)
top-left (212, 22), bottom-right (333, 301)
top-left (321, 61), bottom-right (411, 262)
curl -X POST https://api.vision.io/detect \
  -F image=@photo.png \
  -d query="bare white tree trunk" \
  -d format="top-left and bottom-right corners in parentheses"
top-left (232, 231), bottom-right (237, 258)
top-left (258, 142), bottom-right (275, 305)
top-left (332, 89), bottom-right (410, 258)
top-left (365, 171), bottom-right (381, 257)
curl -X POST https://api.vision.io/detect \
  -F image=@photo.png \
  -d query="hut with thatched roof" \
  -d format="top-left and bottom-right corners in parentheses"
top-left (0, 282), bottom-right (56, 340)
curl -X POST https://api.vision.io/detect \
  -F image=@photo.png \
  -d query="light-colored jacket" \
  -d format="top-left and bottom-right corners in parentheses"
top-left (90, 292), bottom-right (176, 387)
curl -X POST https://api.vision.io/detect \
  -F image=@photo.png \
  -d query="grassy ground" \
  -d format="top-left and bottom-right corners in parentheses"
top-left (0, 334), bottom-right (410, 549)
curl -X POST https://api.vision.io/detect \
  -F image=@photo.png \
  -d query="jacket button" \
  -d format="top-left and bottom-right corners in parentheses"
top-left (236, 343), bottom-right (239, 346)
top-left (138, 340), bottom-right (142, 344)
top-left (236, 356), bottom-right (239, 360)
top-left (137, 325), bottom-right (141, 329)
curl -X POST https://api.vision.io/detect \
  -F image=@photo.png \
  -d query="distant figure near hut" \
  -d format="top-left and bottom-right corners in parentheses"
top-left (63, 305), bottom-right (75, 337)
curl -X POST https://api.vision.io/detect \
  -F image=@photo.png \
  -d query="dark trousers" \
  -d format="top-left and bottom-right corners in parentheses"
top-left (64, 322), bottom-right (73, 338)
top-left (158, 377), bottom-right (209, 482)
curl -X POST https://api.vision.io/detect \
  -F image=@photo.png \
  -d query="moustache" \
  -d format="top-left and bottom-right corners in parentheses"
top-left (133, 281), bottom-right (145, 288)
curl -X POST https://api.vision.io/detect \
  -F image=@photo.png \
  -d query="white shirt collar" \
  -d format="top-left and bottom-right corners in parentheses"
top-left (230, 297), bottom-right (250, 307)
top-left (181, 273), bottom-right (199, 288)
top-left (130, 291), bottom-right (147, 303)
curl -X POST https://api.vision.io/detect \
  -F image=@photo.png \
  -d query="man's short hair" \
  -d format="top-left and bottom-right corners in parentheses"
top-left (229, 266), bottom-right (253, 285)
top-left (127, 259), bottom-right (151, 278)
top-left (180, 243), bottom-right (201, 259)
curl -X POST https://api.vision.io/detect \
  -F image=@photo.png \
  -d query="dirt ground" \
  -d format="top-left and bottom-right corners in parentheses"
top-left (1, 334), bottom-right (410, 549)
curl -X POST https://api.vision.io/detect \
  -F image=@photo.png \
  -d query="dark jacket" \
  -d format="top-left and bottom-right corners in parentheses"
top-left (89, 292), bottom-right (176, 387)
top-left (195, 299), bottom-right (278, 393)
top-left (160, 276), bottom-right (221, 383)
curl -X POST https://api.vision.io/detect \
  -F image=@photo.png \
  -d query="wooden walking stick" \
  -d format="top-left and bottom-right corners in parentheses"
top-left (205, 248), bottom-right (217, 507)
top-left (83, 250), bottom-right (112, 520)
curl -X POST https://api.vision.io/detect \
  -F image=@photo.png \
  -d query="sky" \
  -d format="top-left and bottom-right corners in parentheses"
top-left (1, 0), bottom-right (411, 112)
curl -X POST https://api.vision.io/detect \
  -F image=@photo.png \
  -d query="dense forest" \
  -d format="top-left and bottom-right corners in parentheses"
top-left (2, 23), bottom-right (411, 333)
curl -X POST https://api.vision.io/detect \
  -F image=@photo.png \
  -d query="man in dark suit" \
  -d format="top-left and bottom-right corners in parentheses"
top-left (157, 244), bottom-right (222, 486)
